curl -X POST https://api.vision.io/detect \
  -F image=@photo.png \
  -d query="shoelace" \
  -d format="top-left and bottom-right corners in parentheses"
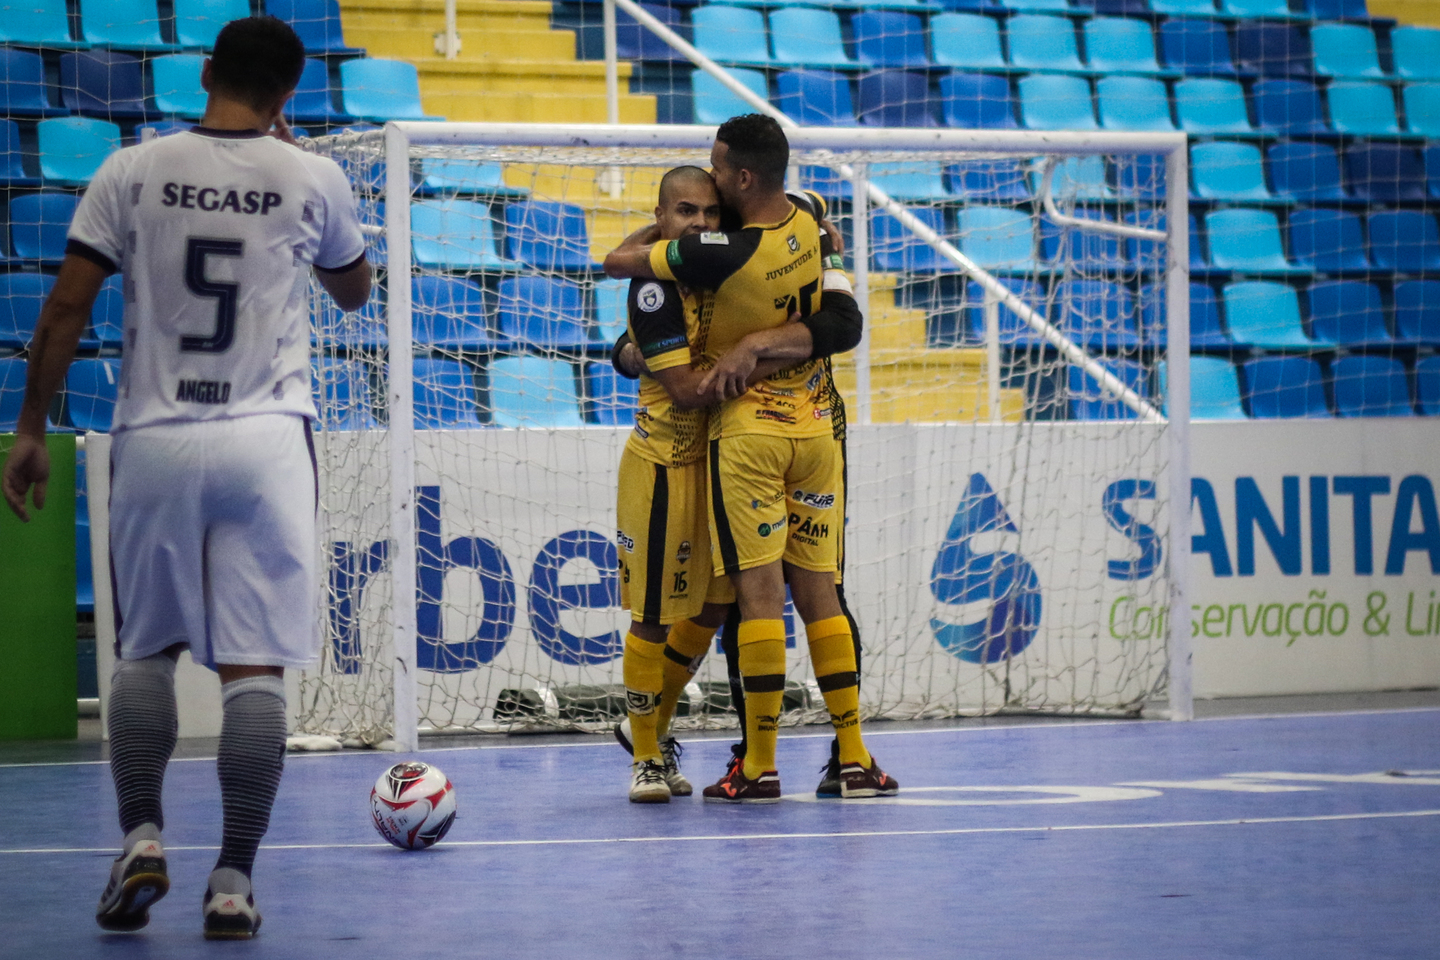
top-left (662, 738), bottom-right (683, 764)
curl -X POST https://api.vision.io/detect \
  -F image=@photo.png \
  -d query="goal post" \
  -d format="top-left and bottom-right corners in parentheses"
top-left (296, 121), bottom-right (1192, 749)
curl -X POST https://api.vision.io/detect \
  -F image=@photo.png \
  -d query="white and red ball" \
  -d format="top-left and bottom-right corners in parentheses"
top-left (370, 761), bottom-right (457, 850)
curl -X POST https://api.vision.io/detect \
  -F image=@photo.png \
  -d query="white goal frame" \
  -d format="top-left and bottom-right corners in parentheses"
top-left (368, 121), bottom-right (1193, 751)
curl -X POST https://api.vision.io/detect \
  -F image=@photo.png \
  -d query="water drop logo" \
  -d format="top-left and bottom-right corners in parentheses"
top-left (929, 474), bottom-right (1042, 664)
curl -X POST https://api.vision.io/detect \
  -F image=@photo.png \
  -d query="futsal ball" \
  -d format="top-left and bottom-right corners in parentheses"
top-left (370, 761), bottom-right (457, 850)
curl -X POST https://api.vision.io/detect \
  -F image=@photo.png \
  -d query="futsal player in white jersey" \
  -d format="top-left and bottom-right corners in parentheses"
top-left (1, 17), bottom-right (369, 940)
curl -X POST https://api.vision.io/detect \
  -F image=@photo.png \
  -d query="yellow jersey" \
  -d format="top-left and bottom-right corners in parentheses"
top-left (623, 277), bottom-right (709, 468)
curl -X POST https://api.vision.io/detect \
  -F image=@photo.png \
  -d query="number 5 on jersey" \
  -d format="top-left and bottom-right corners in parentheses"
top-left (182, 237), bottom-right (244, 354)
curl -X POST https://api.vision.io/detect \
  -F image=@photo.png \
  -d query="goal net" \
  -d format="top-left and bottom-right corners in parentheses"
top-left (294, 122), bottom-right (1190, 748)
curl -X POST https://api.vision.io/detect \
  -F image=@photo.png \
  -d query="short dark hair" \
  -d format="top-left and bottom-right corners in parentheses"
top-left (210, 17), bottom-right (306, 109)
top-left (657, 165), bottom-right (716, 206)
top-left (715, 114), bottom-right (788, 190)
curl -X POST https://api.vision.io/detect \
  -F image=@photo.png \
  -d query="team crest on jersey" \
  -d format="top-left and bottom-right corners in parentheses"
top-left (786, 234), bottom-right (800, 253)
top-left (638, 282), bottom-right (665, 313)
top-left (700, 232), bottom-right (729, 245)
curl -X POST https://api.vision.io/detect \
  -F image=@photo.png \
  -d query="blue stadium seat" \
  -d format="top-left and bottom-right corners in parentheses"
top-left (1394, 280), bottom-right (1440, 345)
top-left (963, 279), bottom-right (1050, 346)
top-left (1368, 211), bottom-right (1440, 273)
top-left (173, 0), bottom-right (248, 49)
top-left (1242, 356), bottom-right (1330, 418)
top-left (0, 272), bottom-right (52, 349)
top-left (1000, 0), bottom-right (1070, 9)
top-left (1205, 209), bottom-right (1304, 273)
top-left (1417, 356), bottom-right (1440, 415)
top-left (1125, 210), bottom-right (1205, 271)
top-left (939, 73), bottom-right (1017, 129)
top-left (958, 206), bottom-right (1036, 272)
top-left (38, 117), bottom-right (120, 186)
top-left (691, 68), bottom-right (768, 124)
top-left (266, 0), bottom-right (364, 55)
top-left (60, 51), bottom-right (147, 119)
top-left (150, 54), bottom-right (207, 117)
top-left (419, 159), bottom-right (526, 196)
top-left (1186, 356), bottom-right (1248, 420)
top-left (1288, 208), bottom-right (1369, 272)
top-left (414, 358), bottom-right (483, 428)
top-left (496, 277), bottom-right (590, 350)
top-left (1041, 214), bottom-right (1123, 269)
top-left (870, 163), bottom-right (949, 201)
top-left (0, 50), bottom-right (66, 117)
top-left (1328, 82), bottom-right (1401, 135)
top-left (593, 279), bottom-right (629, 343)
top-left (80, 0), bottom-right (179, 50)
top-left (1159, 19), bottom-right (1237, 77)
top-left (1253, 80), bottom-right (1329, 135)
top-left (1150, 0), bottom-right (1217, 10)
top-left (312, 357), bottom-right (378, 431)
top-left (1307, 281), bottom-right (1389, 346)
top-left (1333, 357), bottom-right (1413, 418)
top-left (287, 59), bottom-right (352, 125)
top-left (1138, 282), bottom-right (1231, 348)
top-left (0, 121), bottom-right (39, 187)
top-left (1191, 141), bottom-right (1270, 200)
top-left (1344, 142), bottom-right (1427, 202)
top-left (615, 4), bottom-right (684, 62)
top-left (1222, 0), bottom-right (1292, 16)
top-left (1223, 281), bottom-right (1320, 348)
top-left (1057, 279), bottom-right (1140, 350)
top-left (858, 71), bottom-right (936, 126)
top-left (135, 119), bottom-right (193, 140)
top-left (0, 357), bottom-right (26, 431)
top-left (1310, 23), bottom-right (1384, 80)
top-left (1017, 74), bottom-right (1097, 130)
top-left (9, 192), bottom-right (80, 264)
top-left (1068, 359), bottom-right (1150, 421)
top-left (66, 358), bottom-right (120, 432)
top-left (1304, 0), bottom-right (1370, 16)
top-left (488, 356), bottom-right (585, 428)
top-left (939, 0), bottom-right (1001, 8)
top-left (1096, 76), bottom-right (1175, 131)
top-left (799, 166), bottom-right (854, 203)
top-left (1403, 84), bottom-right (1440, 137)
top-left (1391, 26), bottom-right (1440, 82)
top-left (505, 202), bottom-right (596, 271)
top-left (931, 14), bottom-right (1005, 70)
top-left (1235, 23), bottom-right (1313, 79)
top-left (412, 200), bottom-right (516, 271)
top-left (1174, 78), bottom-right (1253, 134)
top-left (1084, 17), bottom-right (1163, 75)
top-left (412, 276), bottom-right (495, 349)
top-left (314, 296), bottom-right (386, 349)
top-left (1267, 141), bottom-right (1346, 200)
top-left (585, 362), bottom-right (639, 426)
top-left (81, 275), bottom-right (124, 350)
top-left (1429, 144), bottom-right (1440, 199)
top-left (1008, 15), bottom-right (1083, 72)
top-left (0, 0), bottom-right (85, 48)
top-left (340, 59), bottom-right (441, 121)
top-left (770, 8), bottom-right (853, 69)
top-left (1111, 154), bottom-right (1166, 199)
top-left (945, 159), bottom-right (1029, 200)
top-left (853, 11), bottom-right (929, 69)
top-left (872, 208), bottom-right (954, 273)
top-left (691, 6), bottom-right (774, 67)
top-left (776, 70), bottom-right (856, 126)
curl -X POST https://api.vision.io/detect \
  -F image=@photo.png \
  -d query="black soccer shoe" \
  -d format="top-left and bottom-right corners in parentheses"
top-left (203, 887), bottom-right (262, 940)
top-left (838, 756), bottom-right (900, 799)
top-left (703, 763), bottom-right (781, 804)
top-left (815, 738), bottom-right (842, 798)
top-left (96, 837), bottom-right (169, 932)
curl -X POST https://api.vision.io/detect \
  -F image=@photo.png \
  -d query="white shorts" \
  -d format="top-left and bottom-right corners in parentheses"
top-left (109, 413), bottom-right (319, 671)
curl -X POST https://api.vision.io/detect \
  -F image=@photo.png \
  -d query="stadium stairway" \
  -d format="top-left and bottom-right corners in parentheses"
top-left (336, 0), bottom-right (656, 123)
top-left (1368, 2), bottom-right (1440, 26)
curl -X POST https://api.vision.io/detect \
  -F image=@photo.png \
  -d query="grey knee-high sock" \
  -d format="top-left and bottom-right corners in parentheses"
top-left (108, 654), bottom-right (178, 837)
top-left (214, 675), bottom-right (287, 878)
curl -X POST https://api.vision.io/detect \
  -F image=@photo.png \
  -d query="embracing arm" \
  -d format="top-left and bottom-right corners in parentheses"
top-left (603, 222), bottom-right (662, 280)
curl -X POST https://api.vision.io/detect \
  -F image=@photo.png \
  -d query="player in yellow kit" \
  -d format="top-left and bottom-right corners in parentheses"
top-left (606, 115), bottom-right (898, 802)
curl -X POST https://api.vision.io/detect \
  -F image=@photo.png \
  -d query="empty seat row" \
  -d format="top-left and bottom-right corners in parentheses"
top-left (0, 0), bottom-right (359, 55)
top-left (702, 0), bottom-right (1373, 16)
top-left (677, 8), bottom-right (1438, 80)
top-left (0, 49), bottom-right (434, 124)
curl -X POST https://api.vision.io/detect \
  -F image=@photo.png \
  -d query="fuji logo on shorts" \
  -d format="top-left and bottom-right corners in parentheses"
top-left (637, 283), bottom-right (665, 313)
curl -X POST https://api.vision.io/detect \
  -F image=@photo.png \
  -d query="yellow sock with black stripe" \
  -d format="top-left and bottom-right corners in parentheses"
top-left (623, 631), bottom-right (666, 763)
top-left (656, 618), bottom-right (715, 741)
top-left (737, 619), bottom-right (787, 780)
top-left (807, 615), bottom-right (870, 768)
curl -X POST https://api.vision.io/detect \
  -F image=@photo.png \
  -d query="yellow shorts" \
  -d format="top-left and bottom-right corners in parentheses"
top-left (617, 450), bottom-right (716, 625)
top-left (707, 434), bottom-right (845, 577)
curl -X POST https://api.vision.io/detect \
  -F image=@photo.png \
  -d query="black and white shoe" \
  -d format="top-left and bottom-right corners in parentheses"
top-left (629, 759), bottom-right (672, 804)
top-left (815, 738), bottom-right (842, 798)
top-left (659, 737), bottom-right (692, 797)
top-left (614, 718), bottom-right (634, 755)
top-left (203, 886), bottom-right (262, 940)
top-left (96, 836), bottom-right (169, 932)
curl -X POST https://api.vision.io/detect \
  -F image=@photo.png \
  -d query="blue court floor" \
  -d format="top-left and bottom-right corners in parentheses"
top-left (3, 707), bottom-right (1439, 959)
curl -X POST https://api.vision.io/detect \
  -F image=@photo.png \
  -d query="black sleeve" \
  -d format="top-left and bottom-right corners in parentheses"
top-left (627, 278), bottom-right (689, 362)
top-left (800, 290), bottom-right (864, 360)
top-left (610, 331), bottom-right (638, 379)
top-left (664, 228), bottom-right (762, 291)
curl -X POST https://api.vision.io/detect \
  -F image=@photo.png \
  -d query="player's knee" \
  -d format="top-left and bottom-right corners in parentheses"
top-left (786, 566), bottom-right (843, 623)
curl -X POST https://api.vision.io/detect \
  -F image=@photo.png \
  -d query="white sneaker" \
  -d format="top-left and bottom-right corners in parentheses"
top-left (203, 876), bottom-right (262, 941)
top-left (629, 759), bottom-right (672, 804)
top-left (659, 737), bottom-right (692, 797)
top-left (96, 836), bottom-right (169, 932)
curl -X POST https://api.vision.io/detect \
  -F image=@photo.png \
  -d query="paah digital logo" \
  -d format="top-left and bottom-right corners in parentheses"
top-left (929, 474), bottom-right (1042, 664)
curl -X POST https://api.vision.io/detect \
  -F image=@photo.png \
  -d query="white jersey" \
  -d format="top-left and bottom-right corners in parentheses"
top-left (67, 127), bottom-right (366, 432)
